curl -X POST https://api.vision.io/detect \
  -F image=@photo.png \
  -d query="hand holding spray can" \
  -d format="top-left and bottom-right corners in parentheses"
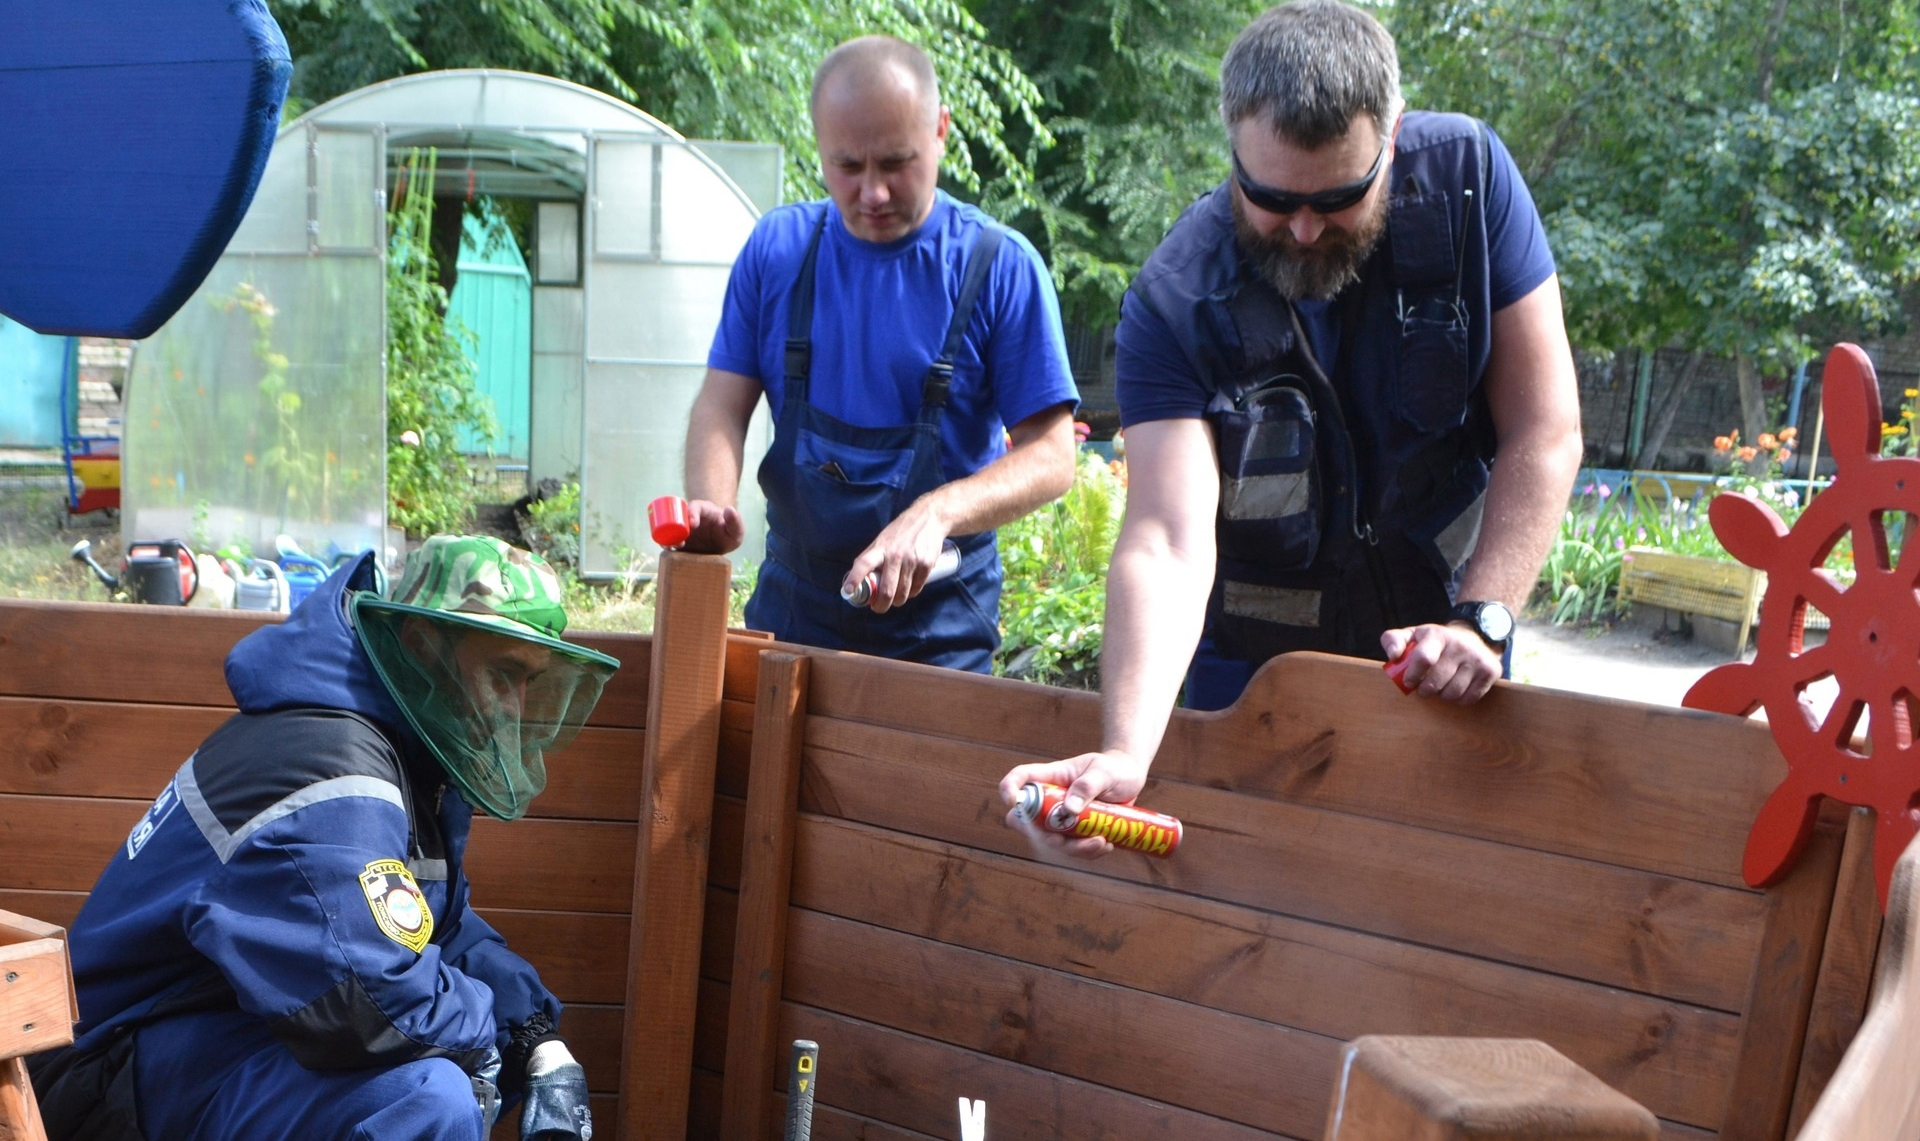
top-left (842, 540), bottom-right (961, 607)
top-left (1013, 781), bottom-right (1183, 858)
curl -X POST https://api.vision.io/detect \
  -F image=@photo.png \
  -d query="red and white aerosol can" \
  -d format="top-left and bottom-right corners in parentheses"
top-left (1013, 781), bottom-right (1183, 858)
top-left (648, 495), bottom-right (691, 549)
top-left (840, 540), bottom-right (961, 607)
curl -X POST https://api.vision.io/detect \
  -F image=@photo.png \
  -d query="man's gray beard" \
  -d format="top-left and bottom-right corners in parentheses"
top-left (1231, 189), bottom-right (1389, 301)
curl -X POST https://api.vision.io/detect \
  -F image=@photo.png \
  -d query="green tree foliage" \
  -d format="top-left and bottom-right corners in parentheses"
top-left (386, 150), bottom-right (497, 536)
top-left (1394, 0), bottom-right (1920, 382)
top-left (268, 0), bottom-right (1046, 208)
top-left (965, 0), bottom-right (1268, 321)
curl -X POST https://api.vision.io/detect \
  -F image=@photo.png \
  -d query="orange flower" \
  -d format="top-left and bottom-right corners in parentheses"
top-left (1713, 436), bottom-right (1734, 451)
top-left (1737, 446), bottom-right (1758, 462)
top-left (1776, 448), bottom-right (1792, 462)
top-left (1758, 432), bottom-right (1778, 450)
top-left (1779, 427), bottom-right (1798, 442)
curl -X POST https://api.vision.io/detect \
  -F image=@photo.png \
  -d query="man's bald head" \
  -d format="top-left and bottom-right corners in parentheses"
top-left (811, 36), bottom-right (941, 127)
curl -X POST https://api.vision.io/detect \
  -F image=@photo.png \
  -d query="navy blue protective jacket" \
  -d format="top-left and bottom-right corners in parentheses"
top-left (56, 555), bottom-right (557, 1073)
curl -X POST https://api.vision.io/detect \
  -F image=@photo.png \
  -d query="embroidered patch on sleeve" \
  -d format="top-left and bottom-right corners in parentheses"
top-left (359, 858), bottom-right (434, 953)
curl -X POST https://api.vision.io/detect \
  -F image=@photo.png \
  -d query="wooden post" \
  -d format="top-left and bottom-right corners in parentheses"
top-left (1797, 831), bottom-right (1920, 1140)
top-left (618, 552), bottom-right (732, 1141)
top-left (718, 652), bottom-right (810, 1141)
top-left (1324, 1037), bottom-right (1659, 1140)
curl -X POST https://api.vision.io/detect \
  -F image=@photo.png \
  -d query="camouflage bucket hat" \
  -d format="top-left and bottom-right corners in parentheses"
top-left (348, 536), bottom-right (619, 820)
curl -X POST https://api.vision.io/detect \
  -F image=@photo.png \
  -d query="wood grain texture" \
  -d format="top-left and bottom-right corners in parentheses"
top-left (1786, 806), bottom-right (1882, 1138)
top-left (1795, 831), bottom-right (1920, 1141)
top-left (720, 653), bottom-right (809, 1141)
top-left (0, 1055), bottom-right (47, 1141)
top-left (790, 816), bottom-right (1741, 1127)
top-left (618, 552), bottom-right (732, 1141)
top-left (464, 818), bottom-right (636, 913)
top-left (1324, 1037), bottom-right (1659, 1140)
top-left (471, 909), bottom-right (631, 1004)
top-left (801, 650), bottom-right (1781, 888)
top-left (783, 907), bottom-right (1339, 1136)
top-left (781, 1003), bottom-right (1293, 1141)
top-left (1719, 802), bottom-right (1847, 1141)
top-left (0, 939), bottom-right (71, 1061)
top-left (0, 601), bottom-right (650, 727)
top-left (0, 898), bottom-right (81, 934)
top-left (797, 728), bottom-right (1768, 1011)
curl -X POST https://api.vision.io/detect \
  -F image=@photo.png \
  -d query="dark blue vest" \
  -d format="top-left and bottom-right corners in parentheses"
top-left (1128, 112), bottom-right (1499, 663)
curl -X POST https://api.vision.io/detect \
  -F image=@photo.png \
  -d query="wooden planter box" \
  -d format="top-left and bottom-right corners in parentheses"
top-left (1620, 546), bottom-right (1766, 654)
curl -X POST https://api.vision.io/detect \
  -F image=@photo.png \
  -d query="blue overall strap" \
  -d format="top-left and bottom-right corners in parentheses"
top-left (920, 225), bottom-right (1006, 416)
top-left (783, 211), bottom-right (830, 401)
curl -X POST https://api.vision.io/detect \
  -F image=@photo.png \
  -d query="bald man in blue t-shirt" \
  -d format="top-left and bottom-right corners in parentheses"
top-left (681, 35), bottom-right (1079, 672)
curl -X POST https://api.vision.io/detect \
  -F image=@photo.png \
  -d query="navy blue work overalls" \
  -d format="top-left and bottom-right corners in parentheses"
top-left (744, 214), bottom-right (1007, 673)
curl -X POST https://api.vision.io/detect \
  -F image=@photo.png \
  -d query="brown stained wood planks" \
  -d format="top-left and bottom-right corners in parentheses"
top-left (798, 734), bottom-right (1768, 1011)
top-left (471, 909), bottom-right (630, 1004)
top-left (709, 793), bottom-right (745, 892)
top-left (784, 907), bottom-right (1339, 1136)
top-left (720, 652), bottom-right (809, 1141)
top-left (0, 698), bottom-right (226, 798)
top-left (802, 653), bottom-right (1779, 891)
top-left (556, 1004), bottom-right (623, 1092)
top-left (0, 896), bottom-right (82, 933)
top-left (0, 698), bottom-right (643, 823)
top-left (780, 1004), bottom-right (1295, 1141)
top-left (619, 552), bottom-right (732, 1141)
top-left (0, 795), bottom-right (147, 891)
top-left (1323, 1037), bottom-right (1658, 1141)
top-left (1718, 802), bottom-right (1848, 1141)
top-left (1787, 807), bottom-right (1882, 1137)
top-left (0, 601), bottom-right (271, 707)
top-left (0, 601), bottom-right (651, 729)
top-left (463, 818), bottom-right (636, 913)
top-left (716, 698), bottom-right (755, 802)
top-left (789, 816), bottom-right (1740, 1128)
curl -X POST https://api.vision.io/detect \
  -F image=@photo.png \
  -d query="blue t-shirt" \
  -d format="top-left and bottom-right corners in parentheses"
top-left (1116, 117), bottom-right (1554, 426)
top-left (708, 191), bottom-right (1079, 481)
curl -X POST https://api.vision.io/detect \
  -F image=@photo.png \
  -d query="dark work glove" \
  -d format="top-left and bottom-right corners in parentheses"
top-left (472, 1046), bottom-right (503, 1133)
top-left (520, 1040), bottom-right (592, 1141)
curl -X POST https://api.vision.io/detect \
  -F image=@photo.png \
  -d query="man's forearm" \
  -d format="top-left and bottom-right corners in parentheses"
top-left (1457, 427), bottom-right (1583, 609)
top-left (683, 375), bottom-right (756, 506)
top-left (906, 408), bottom-right (1075, 536)
top-left (1099, 532), bottom-right (1216, 765)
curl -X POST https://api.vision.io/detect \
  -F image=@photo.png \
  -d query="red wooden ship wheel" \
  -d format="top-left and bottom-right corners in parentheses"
top-left (1685, 344), bottom-right (1920, 907)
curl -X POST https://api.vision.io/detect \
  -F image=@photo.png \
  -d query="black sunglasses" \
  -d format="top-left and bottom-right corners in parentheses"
top-left (1231, 138), bottom-right (1389, 216)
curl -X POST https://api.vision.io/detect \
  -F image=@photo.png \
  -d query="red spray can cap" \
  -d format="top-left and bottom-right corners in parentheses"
top-left (648, 496), bottom-right (691, 549)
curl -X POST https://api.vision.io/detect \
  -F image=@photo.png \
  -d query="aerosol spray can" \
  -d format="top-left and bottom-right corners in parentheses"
top-left (841, 540), bottom-right (961, 607)
top-left (1013, 781), bottom-right (1183, 858)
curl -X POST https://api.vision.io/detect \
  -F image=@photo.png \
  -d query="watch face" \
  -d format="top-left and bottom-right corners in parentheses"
top-left (1479, 602), bottom-right (1515, 644)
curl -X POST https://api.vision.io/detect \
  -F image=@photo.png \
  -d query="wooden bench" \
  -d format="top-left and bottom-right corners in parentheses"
top-left (0, 551), bottom-right (1912, 1139)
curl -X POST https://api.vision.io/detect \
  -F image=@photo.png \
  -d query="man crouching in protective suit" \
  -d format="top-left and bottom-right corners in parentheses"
top-left (29, 536), bottom-right (616, 1141)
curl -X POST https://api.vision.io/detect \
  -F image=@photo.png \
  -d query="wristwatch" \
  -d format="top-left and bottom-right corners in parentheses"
top-left (1449, 600), bottom-right (1515, 649)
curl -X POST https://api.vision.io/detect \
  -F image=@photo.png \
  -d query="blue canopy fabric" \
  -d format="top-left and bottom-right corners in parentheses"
top-left (0, 0), bottom-right (291, 338)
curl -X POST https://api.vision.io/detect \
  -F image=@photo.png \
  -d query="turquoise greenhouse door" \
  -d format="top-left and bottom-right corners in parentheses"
top-left (450, 211), bottom-right (532, 457)
top-left (0, 314), bottom-right (70, 446)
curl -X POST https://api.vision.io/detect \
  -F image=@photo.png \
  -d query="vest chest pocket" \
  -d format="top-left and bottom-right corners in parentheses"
top-left (1395, 292), bottom-right (1471, 434)
top-left (1211, 380), bottom-right (1321, 570)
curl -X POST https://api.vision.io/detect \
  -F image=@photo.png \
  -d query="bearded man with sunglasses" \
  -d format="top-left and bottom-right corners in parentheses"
top-left (998, 0), bottom-right (1581, 854)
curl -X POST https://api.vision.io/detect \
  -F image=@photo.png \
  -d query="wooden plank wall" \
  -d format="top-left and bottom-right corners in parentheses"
top-left (0, 599), bottom-right (653, 1136)
top-left (714, 645), bottom-right (1877, 1141)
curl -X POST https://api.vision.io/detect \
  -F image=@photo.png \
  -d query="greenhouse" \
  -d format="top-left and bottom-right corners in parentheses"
top-left (123, 69), bottom-right (780, 575)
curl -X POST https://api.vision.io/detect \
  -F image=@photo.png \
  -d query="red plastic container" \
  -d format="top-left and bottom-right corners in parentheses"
top-left (1383, 647), bottom-right (1417, 695)
top-left (648, 496), bottom-right (691, 549)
